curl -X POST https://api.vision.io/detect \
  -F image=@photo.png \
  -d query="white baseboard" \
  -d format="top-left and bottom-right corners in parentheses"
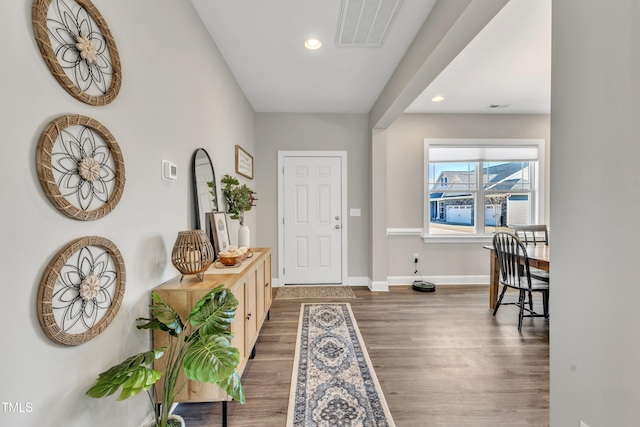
top-left (344, 276), bottom-right (370, 287)
top-left (387, 275), bottom-right (489, 286)
top-left (369, 281), bottom-right (389, 292)
top-left (273, 277), bottom-right (373, 288)
top-left (272, 276), bottom-right (487, 289)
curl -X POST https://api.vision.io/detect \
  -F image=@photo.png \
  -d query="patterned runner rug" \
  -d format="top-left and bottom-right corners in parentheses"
top-left (287, 303), bottom-right (395, 427)
top-left (276, 286), bottom-right (356, 300)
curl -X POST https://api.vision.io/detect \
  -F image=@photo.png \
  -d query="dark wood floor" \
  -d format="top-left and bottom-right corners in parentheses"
top-left (175, 285), bottom-right (549, 426)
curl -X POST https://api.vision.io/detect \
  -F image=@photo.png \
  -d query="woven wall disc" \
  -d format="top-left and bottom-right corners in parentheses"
top-left (32, 0), bottom-right (122, 106)
top-left (38, 236), bottom-right (126, 346)
top-left (37, 114), bottom-right (125, 221)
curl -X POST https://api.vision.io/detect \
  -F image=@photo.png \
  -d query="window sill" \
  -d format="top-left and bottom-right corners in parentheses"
top-left (387, 228), bottom-right (423, 236)
top-left (387, 228), bottom-right (494, 244)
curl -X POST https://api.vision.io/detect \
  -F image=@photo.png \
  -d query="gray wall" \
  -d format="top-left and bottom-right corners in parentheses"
top-left (0, 2), bottom-right (255, 426)
top-left (383, 113), bottom-right (550, 278)
top-left (550, 1), bottom-right (640, 425)
top-left (254, 113), bottom-right (370, 281)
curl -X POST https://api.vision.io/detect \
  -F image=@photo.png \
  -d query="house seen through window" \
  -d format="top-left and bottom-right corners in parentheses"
top-left (425, 141), bottom-right (543, 238)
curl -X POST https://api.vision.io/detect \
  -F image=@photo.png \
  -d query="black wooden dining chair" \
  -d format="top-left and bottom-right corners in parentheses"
top-left (493, 231), bottom-right (549, 331)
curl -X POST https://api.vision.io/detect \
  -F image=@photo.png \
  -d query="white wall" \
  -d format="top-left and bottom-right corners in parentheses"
top-left (0, 1), bottom-right (254, 426)
top-left (254, 113), bottom-right (370, 282)
top-left (550, 1), bottom-right (640, 425)
top-left (384, 113), bottom-right (550, 279)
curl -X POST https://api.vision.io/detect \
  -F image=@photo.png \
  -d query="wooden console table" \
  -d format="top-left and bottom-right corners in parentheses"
top-left (153, 248), bottom-right (272, 425)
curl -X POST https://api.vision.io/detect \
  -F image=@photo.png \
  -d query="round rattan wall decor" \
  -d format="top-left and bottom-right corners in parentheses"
top-left (38, 236), bottom-right (126, 346)
top-left (32, 0), bottom-right (122, 106)
top-left (37, 114), bottom-right (125, 221)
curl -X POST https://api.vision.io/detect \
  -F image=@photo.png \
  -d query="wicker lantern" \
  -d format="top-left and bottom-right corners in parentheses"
top-left (171, 230), bottom-right (214, 281)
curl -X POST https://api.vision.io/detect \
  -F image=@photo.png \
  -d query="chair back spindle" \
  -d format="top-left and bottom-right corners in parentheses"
top-left (511, 224), bottom-right (548, 245)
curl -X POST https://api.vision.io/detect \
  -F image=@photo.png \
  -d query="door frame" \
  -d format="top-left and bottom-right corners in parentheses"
top-left (277, 151), bottom-right (348, 286)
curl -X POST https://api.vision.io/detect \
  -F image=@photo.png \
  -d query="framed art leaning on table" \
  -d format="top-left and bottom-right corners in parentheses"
top-left (207, 211), bottom-right (230, 255)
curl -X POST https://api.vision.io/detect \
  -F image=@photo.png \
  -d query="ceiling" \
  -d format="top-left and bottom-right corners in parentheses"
top-left (191, 0), bottom-right (551, 115)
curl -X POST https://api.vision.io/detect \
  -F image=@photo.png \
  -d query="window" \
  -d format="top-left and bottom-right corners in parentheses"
top-left (425, 139), bottom-right (544, 241)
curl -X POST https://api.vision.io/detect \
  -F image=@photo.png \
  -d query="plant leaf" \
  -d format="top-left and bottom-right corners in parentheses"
top-left (182, 335), bottom-right (239, 384)
top-left (86, 349), bottom-right (165, 399)
top-left (218, 371), bottom-right (245, 404)
top-left (188, 286), bottom-right (238, 337)
top-left (149, 292), bottom-right (184, 336)
top-left (221, 174), bottom-right (239, 186)
top-left (187, 285), bottom-right (224, 323)
top-left (116, 368), bottom-right (162, 401)
top-left (136, 317), bottom-right (172, 333)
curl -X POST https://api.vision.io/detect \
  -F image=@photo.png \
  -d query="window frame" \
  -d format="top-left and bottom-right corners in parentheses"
top-left (423, 139), bottom-right (546, 243)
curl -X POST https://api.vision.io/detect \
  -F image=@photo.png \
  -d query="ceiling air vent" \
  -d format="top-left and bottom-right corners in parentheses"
top-left (336, 0), bottom-right (403, 47)
top-left (487, 104), bottom-right (512, 109)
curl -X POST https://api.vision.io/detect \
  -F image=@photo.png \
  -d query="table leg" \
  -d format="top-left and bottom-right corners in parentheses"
top-left (489, 250), bottom-right (499, 309)
top-left (222, 401), bottom-right (227, 427)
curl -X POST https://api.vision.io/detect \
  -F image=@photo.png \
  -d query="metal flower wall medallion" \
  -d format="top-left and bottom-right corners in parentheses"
top-left (39, 236), bottom-right (126, 345)
top-left (32, 0), bottom-right (122, 105)
top-left (37, 114), bottom-right (125, 221)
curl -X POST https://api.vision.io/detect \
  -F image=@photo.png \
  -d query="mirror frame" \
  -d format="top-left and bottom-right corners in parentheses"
top-left (192, 148), bottom-right (218, 230)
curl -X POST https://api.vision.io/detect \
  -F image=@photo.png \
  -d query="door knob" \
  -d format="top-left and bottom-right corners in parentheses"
top-left (335, 225), bottom-right (340, 229)
top-left (335, 216), bottom-right (340, 220)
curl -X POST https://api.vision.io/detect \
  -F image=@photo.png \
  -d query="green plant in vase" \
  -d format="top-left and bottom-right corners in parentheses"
top-left (220, 174), bottom-right (256, 227)
top-left (86, 285), bottom-right (244, 427)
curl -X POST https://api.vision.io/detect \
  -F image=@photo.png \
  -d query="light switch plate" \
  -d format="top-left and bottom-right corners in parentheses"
top-left (350, 208), bottom-right (361, 217)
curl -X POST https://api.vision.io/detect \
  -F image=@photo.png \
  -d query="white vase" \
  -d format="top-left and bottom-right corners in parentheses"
top-left (238, 225), bottom-right (250, 247)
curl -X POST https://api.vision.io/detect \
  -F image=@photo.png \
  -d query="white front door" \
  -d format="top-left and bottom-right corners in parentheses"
top-left (282, 156), bottom-right (343, 284)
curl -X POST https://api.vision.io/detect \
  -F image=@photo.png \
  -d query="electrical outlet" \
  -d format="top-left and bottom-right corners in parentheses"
top-left (413, 253), bottom-right (419, 263)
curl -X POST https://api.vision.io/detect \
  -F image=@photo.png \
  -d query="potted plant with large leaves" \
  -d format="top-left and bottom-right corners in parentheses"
top-left (86, 285), bottom-right (245, 427)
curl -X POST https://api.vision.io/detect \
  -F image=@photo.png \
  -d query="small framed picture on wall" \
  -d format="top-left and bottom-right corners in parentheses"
top-left (235, 145), bottom-right (253, 179)
top-left (209, 211), bottom-right (231, 255)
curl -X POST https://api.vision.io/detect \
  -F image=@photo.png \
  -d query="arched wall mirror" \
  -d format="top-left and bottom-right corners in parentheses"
top-left (192, 148), bottom-right (218, 230)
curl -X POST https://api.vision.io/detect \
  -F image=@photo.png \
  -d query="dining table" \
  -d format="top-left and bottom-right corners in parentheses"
top-left (483, 244), bottom-right (550, 309)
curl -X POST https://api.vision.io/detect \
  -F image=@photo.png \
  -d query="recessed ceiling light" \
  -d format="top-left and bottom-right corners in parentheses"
top-left (431, 95), bottom-right (445, 103)
top-left (304, 38), bottom-right (322, 50)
